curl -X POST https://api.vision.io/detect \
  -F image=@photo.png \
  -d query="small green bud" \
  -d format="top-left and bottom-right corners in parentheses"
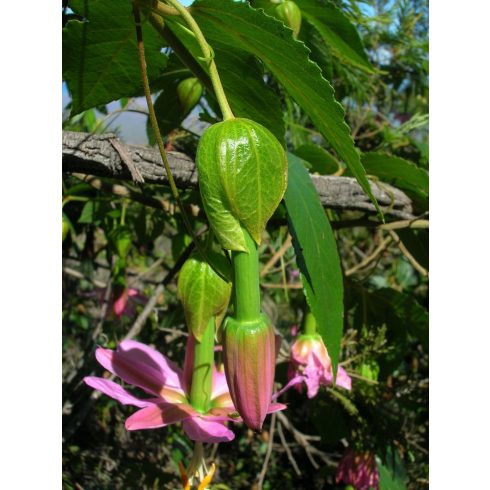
top-left (177, 77), bottom-right (203, 115)
top-left (178, 253), bottom-right (232, 341)
top-left (275, 1), bottom-right (302, 38)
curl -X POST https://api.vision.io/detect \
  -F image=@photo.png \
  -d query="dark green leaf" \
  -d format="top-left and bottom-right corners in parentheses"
top-left (294, 144), bottom-right (340, 174)
top-left (165, 17), bottom-right (285, 144)
top-left (191, 0), bottom-right (381, 216)
top-left (299, 0), bottom-right (374, 73)
top-left (361, 152), bottom-right (429, 210)
top-left (284, 153), bottom-right (343, 372)
top-left (63, 0), bottom-right (167, 115)
top-left (353, 285), bottom-right (428, 352)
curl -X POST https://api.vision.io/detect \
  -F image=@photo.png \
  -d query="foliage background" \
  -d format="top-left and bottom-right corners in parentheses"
top-left (62, 0), bottom-right (428, 488)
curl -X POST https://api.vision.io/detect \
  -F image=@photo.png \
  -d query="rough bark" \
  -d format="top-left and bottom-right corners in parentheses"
top-left (62, 131), bottom-right (415, 219)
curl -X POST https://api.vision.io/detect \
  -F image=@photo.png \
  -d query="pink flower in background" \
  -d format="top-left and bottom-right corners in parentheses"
top-left (84, 340), bottom-right (240, 443)
top-left (288, 334), bottom-right (352, 398)
top-left (336, 448), bottom-right (380, 490)
top-left (112, 287), bottom-right (147, 319)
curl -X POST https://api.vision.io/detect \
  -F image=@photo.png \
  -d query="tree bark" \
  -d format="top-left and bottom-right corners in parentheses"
top-left (62, 131), bottom-right (415, 219)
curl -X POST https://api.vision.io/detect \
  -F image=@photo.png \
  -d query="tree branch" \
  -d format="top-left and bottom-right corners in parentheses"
top-left (62, 131), bottom-right (415, 219)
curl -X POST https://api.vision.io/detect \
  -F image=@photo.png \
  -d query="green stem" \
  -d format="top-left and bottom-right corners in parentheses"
top-left (162, 0), bottom-right (235, 120)
top-left (232, 227), bottom-right (261, 323)
top-left (132, 5), bottom-right (206, 260)
top-left (189, 318), bottom-right (215, 413)
top-left (303, 310), bottom-right (317, 336)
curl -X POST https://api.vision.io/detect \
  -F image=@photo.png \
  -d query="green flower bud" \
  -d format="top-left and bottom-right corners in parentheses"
top-left (275, 1), bottom-right (302, 38)
top-left (178, 252), bottom-right (232, 341)
top-left (196, 118), bottom-right (288, 251)
top-left (177, 77), bottom-right (203, 115)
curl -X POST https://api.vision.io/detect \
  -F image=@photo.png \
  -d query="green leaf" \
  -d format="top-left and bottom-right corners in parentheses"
top-left (177, 253), bottom-right (232, 341)
top-left (298, 0), bottom-right (374, 73)
top-left (196, 118), bottom-right (288, 251)
top-left (284, 153), bottom-right (343, 372)
top-left (361, 152), bottom-right (429, 210)
top-left (253, 0), bottom-right (373, 72)
top-left (107, 225), bottom-right (132, 259)
top-left (165, 17), bottom-right (285, 144)
top-left (377, 448), bottom-right (408, 490)
top-left (294, 144), bottom-right (340, 174)
top-left (191, 0), bottom-right (381, 216)
top-left (351, 284), bottom-right (428, 365)
top-left (63, 0), bottom-right (167, 115)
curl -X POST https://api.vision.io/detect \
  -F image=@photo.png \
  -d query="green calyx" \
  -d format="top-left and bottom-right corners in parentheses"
top-left (177, 252), bottom-right (232, 341)
top-left (176, 77), bottom-right (203, 115)
top-left (196, 118), bottom-right (288, 252)
top-left (275, 1), bottom-right (302, 38)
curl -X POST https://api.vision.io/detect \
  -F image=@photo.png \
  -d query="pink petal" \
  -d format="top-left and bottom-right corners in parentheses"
top-left (83, 376), bottom-right (155, 408)
top-left (113, 293), bottom-right (128, 317)
top-left (267, 403), bottom-right (287, 414)
top-left (211, 366), bottom-right (230, 400)
top-left (125, 402), bottom-right (196, 431)
top-left (334, 366), bottom-right (352, 390)
top-left (272, 375), bottom-right (305, 400)
top-left (95, 340), bottom-right (185, 399)
top-left (182, 417), bottom-right (235, 443)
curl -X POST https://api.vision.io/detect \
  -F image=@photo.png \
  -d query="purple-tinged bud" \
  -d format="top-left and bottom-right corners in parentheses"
top-left (222, 314), bottom-right (276, 431)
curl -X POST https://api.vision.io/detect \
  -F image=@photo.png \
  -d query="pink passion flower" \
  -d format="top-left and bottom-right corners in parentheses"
top-left (336, 448), bottom-right (380, 490)
top-left (84, 339), bottom-right (239, 443)
top-left (288, 334), bottom-right (352, 398)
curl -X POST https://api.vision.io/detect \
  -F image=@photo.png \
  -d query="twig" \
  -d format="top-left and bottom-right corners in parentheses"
top-left (91, 281), bottom-right (112, 342)
top-left (62, 266), bottom-right (106, 288)
top-left (109, 136), bottom-right (144, 183)
top-left (276, 420), bottom-right (301, 476)
top-left (257, 413), bottom-right (277, 490)
top-left (261, 282), bottom-right (303, 289)
top-left (260, 235), bottom-right (293, 277)
top-left (345, 234), bottom-right (393, 276)
top-left (388, 230), bottom-right (429, 277)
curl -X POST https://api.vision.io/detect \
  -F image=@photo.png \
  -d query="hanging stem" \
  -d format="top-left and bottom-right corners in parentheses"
top-left (189, 317), bottom-right (215, 413)
top-left (162, 0), bottom-right (235, 121)
top-left (303, 310), bottom-right (317, 336)
top-left (132, 5), bottom-right (204, 256)
top-left (232, 227), bottom-right (261, 323)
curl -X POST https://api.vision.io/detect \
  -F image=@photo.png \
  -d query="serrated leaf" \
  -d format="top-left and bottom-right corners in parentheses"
top-left (298, 0), bottom-right (374, 73)
top-left (190, 0), bottom-right (381, 216)
top-left (294, 143), bottom-right (340, 174)
top-left (253, 0), bottom-right (373, 72)
top-left (165, 17), bottom-right (285, 144)
top-left (63, 0), bottom-right (167, 115)
top-left (177, 253), bottom-right (232, 341)
top-left (361, 152), bottom-right (429, 210)
top-left (284, 153), bottom-right (343, 373)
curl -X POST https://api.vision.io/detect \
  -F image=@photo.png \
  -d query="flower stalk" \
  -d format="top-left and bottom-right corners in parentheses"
top-left (189, 318), bottom-right (215, 413)
top-left (231, 227), bottom-right (261, 323)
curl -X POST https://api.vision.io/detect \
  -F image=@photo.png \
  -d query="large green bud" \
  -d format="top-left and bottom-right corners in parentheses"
top-left (196, 118), bottom-right (288, 251)
top-left (177, 77), bottom-right (203, 115)
top-left (177, 252), bottom-right (232, 341)
top-left (275, 1), bottom-right (302, 39)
